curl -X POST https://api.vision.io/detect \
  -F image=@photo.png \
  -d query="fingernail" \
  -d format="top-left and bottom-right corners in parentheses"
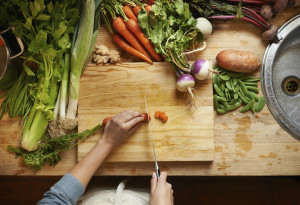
top-left (152, 172), bottom-right (156, 178)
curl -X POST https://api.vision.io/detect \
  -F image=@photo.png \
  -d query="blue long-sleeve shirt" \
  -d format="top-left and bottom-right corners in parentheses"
top-left (37, 174), bottom-right (85, 205)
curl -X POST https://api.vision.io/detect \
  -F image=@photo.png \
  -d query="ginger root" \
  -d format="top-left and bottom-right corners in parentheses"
top-left (93, 45), bottom-right (120, 65)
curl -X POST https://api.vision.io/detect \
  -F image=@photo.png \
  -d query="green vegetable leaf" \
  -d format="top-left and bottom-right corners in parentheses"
top-left (29, 0), bottom-right (45, 17)
top-left (28, 30), bottom-right (47, 53)
top-left (53, 22), bottom-right (67, 40)
top-left (35, 13), bottom-right (50, 21)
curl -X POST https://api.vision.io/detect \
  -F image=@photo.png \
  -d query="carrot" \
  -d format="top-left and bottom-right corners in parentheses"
top-left (102, 117), bottom-right (113, 127)
top-left (148, 0), bottom-right (155, 5)
top-left (133, 6), bottom-right (141, 16)
top-left (126, 19), bottom-right (162, 62)
top-left (112, 17), bottom-right (151, 59)
top-left (112, 33), bottom-right (153, 64)
top-left (145, 5), bottom-right (152, 14)
top-left (122, 5), bottom-right (138, 21)
top-left (155, 111), bottom-right (161, 119)
top-left (142, 113), bottom-right (151, 121)
top-left (159, 112), bottom-right (165, 119)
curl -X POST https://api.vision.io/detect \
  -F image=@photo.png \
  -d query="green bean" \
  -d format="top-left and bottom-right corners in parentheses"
top-left (243, 82), bottom-right (258, 87)
top-left (240, 98), bottom-right (255, 113)
top-left (219, 103), bottom-right (226, 110)
top-left (225, 71), bottom-right (245, 78)
top-left (238, 92), bottom-right (249, 104)
top-left (225, 101), bottom-right (241, 111)
top-left (214, 84), bottom-right (225, 97)
top-left (233, 78), bottom-right (238, 86)
top-left (213, 73), bottom-right (218, 85)
top-left (234, 85), bottom-right (240, 93)
top-left (216, 109), bottom-right (227, 114)
top-left (228, 99), bottom-right (237, 105)
top-left (225, 81), bottom-right (233, 90)
top-left (216, 96), bottom-right (227, 102)
top-left (240, 76), bottom-right (253, 81)
top-left (234, 93), bottom-right (238, 100)
top-left (238, 79), bottom-right (251, 98)
top-left (220, 74), bottom-right (231, 81)
top-left (213, 94), bottom-right (218, 109)
top-left (246, 86), bottom-right (259, 93)
top-left (244, 78), bottom-right (260, 82)
top-left (221, 82), bottom-right (225, 92)
top-left (249, 91), bottom-right (259, 102)
top-left (255, 96), bottom-right (266, 112)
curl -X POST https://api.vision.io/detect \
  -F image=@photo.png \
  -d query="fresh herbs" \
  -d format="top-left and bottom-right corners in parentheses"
top-left (138, 0), bottom-right (204, 75)
top-left (8, 124), bottom-right (102, 172)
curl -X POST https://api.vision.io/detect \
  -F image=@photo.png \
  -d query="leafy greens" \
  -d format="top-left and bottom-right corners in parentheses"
top-left (138, 0), bottom-right (204, 75)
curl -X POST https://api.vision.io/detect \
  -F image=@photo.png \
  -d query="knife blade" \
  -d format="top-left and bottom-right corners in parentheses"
top-left (144, 96), bottom-right (160, 178)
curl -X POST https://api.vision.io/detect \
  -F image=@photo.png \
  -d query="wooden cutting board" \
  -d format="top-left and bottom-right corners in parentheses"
top-left (78, 62), bottom-right (214, 162)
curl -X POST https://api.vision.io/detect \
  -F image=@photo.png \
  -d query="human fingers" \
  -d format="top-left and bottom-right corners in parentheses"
top-left (158, 171), bottom-right (167, 185)
top-left (150, 172), bottom-right (157, 193)
top-left (125, 116), bottom-right (144, 129)
top-left (115, 110), bottom-right (142, 123)
top-left (127, 121), bottom-right (143, 136)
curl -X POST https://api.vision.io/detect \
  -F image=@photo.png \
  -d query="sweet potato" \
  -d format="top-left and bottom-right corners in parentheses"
top-left (216, 50), bottom-right (261, 73)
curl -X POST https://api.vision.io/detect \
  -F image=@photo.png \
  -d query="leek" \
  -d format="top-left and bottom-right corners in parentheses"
top-left (66, 0), bottom-right (95, 119)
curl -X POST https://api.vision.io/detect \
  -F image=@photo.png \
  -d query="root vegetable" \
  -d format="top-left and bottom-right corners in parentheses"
top-left (196, 17), bottom-right (213, 38)
top-left (145, 5), bottom-right (152, 14)
top-left (122, 5), bottom-right (138, 22)
top-left (162, 115), bottom-right (168, 122)
top-left (95, 45), bottom-right (110, 55)
top-left (112, 33), bottom-right (153, 64)
top-left (191, 59), bottom-right (212, 80)
top-left (108, 50), bottom-right (120, 64)
top-left (274, 0), bottom-right (289, 12)
top-left (176, 75), bottom-right (196, 106)
top-left (126, 19), bottom-right (162, 62)
top-left (262, 24), bottom-right (278, 41)
top-left (216, 50), bottom-right (261, 73)
top-left (260, 5), bottom-right (273, 21)
top-left (133, 6), bottom-right (141, 16)
top-left (112, 17), bottom-right (151, 59)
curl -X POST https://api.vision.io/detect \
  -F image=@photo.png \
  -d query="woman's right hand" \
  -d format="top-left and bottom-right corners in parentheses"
top-left (150, 171), bottom-right (174, 205)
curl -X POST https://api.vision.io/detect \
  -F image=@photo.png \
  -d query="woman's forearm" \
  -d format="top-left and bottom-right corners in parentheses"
top-left (69, 139), bottom-right (113, 188)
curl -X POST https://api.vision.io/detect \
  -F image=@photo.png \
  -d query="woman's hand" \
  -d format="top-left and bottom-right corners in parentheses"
top-left (99, 110), bottom-right (144, 151)
top-left (150, 171), bottom-right (174, 205)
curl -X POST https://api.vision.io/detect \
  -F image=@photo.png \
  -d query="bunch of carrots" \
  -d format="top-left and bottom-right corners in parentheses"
top-left (100, 0), bottom-right (161, 64)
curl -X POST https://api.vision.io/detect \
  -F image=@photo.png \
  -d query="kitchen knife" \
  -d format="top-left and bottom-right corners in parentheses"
top-left (144, 96), bottom-right (160, 179)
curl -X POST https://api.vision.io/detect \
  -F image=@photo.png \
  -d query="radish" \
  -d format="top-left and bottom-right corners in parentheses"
top-left (196, 17), bottom-right (213, 38)
top-left (191, 59), bottom-right (212, 80)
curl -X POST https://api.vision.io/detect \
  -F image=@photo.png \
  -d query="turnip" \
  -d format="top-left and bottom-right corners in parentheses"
top-left (176, 74), bottom-right (196, 106)
top-left (196, 17), bottom-right (213, 38)
top-left (191, 59), bottom-right (212, 81)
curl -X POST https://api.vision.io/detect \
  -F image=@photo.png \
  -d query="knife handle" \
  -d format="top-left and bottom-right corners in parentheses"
top-left (156, 168), bottom-right (160, 180)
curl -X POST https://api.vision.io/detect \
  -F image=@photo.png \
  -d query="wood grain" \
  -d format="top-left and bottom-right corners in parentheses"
top-left (78, 63), bottom-right (214, 162)
top-left (0, 6), bottom-right (299, 175)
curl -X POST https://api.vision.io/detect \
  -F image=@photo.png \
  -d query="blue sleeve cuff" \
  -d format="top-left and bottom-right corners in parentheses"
top-left (37, 173), bottom-right (85, 205)
top-left (54, 173), bottom-right (85, 204)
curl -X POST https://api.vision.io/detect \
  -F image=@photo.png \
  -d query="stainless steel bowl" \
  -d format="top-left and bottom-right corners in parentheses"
top-left (261, 14), bottom-right (300, 140)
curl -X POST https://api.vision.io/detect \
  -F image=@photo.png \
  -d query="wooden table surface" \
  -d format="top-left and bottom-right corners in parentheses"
top-left (0, 7), bottom-right (300, 176)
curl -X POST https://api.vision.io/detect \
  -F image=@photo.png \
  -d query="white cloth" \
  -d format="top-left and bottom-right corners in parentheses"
top-left (78, 180), bottom-right (150, 205)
